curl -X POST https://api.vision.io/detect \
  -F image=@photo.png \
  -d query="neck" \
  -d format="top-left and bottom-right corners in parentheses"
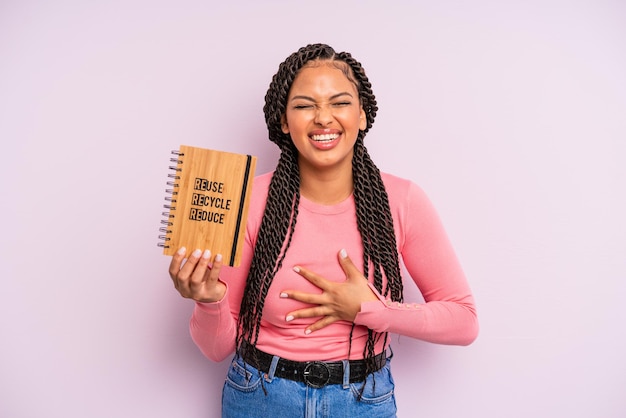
top-left (299, 164), bottom-right (354, 205)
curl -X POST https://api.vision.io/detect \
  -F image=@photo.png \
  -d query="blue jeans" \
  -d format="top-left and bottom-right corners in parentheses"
top-left (221, 354), bottom-right (397, 418)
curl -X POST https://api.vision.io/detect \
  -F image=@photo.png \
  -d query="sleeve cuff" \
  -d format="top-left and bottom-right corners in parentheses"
top-left (193, 281), bottom-right (229, 314)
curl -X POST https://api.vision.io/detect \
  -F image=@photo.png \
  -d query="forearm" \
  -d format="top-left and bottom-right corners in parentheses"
top-left (189, 293), bottom-right (238, 362)
top-left (354, 285), bottom-right (478, 346)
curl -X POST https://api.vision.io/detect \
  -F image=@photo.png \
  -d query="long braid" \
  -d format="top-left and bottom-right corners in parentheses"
top-left (237, 44), bottom-right (404, 385)
top-left (236, 143), bottom-right (300, 351)
top-left (352, 137), bottom-right (404, 379)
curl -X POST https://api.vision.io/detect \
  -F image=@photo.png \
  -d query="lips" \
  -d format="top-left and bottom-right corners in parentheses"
top-left (307, 130), bottom-right (342, 150)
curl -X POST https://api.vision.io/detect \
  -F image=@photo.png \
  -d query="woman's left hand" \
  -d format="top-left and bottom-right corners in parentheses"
top-left (280, 249), bottom-right (378, 334)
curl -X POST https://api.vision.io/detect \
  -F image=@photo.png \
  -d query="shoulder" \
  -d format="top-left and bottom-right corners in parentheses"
top-left (380, 171), bottom-right (433, 213)
top-left (380, 171), bottom-right (421, 198)
top-left (380, 171), bottom-right (410, 187)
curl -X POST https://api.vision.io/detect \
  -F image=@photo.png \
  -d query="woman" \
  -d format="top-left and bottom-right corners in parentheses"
top-left (169, 43), bottom-right (478, 417)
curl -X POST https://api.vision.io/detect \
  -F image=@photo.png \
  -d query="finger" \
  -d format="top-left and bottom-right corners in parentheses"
top-left (189, 250), bottom-right (212, 286)
top-left (292, 266), bottom-right (331, 290)
top-left (169, 247), bottom-right (187, 282)
top-left (175, 248), bottom-right (203, 293)
top-left (177, 248), bottom-right (202, 275)
top-left (306, 315), bottom-right (340, 334)
top-left (280, 289), bottom-right (325, 305)
top-left (337, 249), bottom-right (364, 281)
top-left (195, 253), bottom-right (223, 292)
top-left (285, 306), bottom-right (329, 322)
top-left (208, 253), bottom-right (224, 282)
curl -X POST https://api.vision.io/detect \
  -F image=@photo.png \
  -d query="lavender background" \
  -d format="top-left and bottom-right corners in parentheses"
top-left (1, 1), bottom-right (625, 416)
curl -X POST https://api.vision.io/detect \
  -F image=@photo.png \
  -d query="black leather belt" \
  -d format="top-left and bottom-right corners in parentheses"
top-left (239, 342), bottom-right (386, 388)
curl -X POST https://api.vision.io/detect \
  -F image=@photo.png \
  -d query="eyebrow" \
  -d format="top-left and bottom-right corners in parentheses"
top-left (289, 92), bottom-right (354, 102)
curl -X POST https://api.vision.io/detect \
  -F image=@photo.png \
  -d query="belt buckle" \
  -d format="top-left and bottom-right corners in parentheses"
top-left (303, 361), bottom-right (331, 388)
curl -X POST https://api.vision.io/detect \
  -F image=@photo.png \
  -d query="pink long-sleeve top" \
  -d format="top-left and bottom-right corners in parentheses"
top-left (190, 171), bottom-right (478, 362)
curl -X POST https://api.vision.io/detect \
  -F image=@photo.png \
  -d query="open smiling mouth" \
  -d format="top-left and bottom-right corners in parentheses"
top-left (311, 133), bottom-right (340, 142)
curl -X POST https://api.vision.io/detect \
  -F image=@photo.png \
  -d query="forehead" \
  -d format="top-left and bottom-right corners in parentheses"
top-left (289, 62), bottom-right (358, 96)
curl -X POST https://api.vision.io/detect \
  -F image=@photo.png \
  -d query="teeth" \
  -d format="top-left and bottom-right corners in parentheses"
top-left (311, 133), bottom-right (339, 141)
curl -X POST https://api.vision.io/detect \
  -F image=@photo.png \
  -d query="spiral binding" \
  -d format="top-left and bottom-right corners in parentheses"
top-left (157, 150), bottom-right (183, 249)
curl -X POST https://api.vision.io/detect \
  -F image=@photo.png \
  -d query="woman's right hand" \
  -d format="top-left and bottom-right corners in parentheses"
top-left (169, 247), bottom-right (226, 303)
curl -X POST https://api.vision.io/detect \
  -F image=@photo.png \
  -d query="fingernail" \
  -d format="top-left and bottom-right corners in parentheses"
top-left (286, 315), bottom-right (294, 322)
top-left (280, 292), bottom-right (288, 298)
top-left (293, 266), bottom-right (300, 273)
top-left (192, 249), bottom-right (202, 258)
top-left (340, 249), bottom-right (348, 259)
top-left (202, 250), bottom-right (211, 259)
top-left (304, 329), bottom-right (312, 335)
top-left (177, 247), bottom-right (187, 255)
top-left (215, 254), bottom-right (222, 262)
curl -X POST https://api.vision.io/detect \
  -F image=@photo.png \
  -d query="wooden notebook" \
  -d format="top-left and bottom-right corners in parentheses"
top-left (158, 145), bottom-right (257, 267)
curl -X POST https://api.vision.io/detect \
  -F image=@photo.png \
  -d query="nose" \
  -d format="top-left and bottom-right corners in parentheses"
top-left (314, 104), bottom-right (333, 126)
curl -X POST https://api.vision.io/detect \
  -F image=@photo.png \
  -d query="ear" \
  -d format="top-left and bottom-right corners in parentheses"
top-left (359, 107), bottom-right (367, 130)
top-left (281, 114), bottom-right (289, 134)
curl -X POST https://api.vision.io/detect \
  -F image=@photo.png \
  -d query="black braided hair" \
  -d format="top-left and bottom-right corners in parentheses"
top-left (237, 43), bottom-right (404, 381)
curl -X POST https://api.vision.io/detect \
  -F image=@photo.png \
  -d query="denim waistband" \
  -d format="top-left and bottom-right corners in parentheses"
top-left (238, 342), bottom-right (386, 388)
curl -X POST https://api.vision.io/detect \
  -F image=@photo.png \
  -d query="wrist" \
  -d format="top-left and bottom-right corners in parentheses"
top-left (197, 280), bottom-right (227, 303)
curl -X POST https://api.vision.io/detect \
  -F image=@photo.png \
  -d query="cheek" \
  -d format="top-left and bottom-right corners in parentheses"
top-left (342, 110), bottom-right (364, 129)
top-left (283, 111), bottom-right (306, 133)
